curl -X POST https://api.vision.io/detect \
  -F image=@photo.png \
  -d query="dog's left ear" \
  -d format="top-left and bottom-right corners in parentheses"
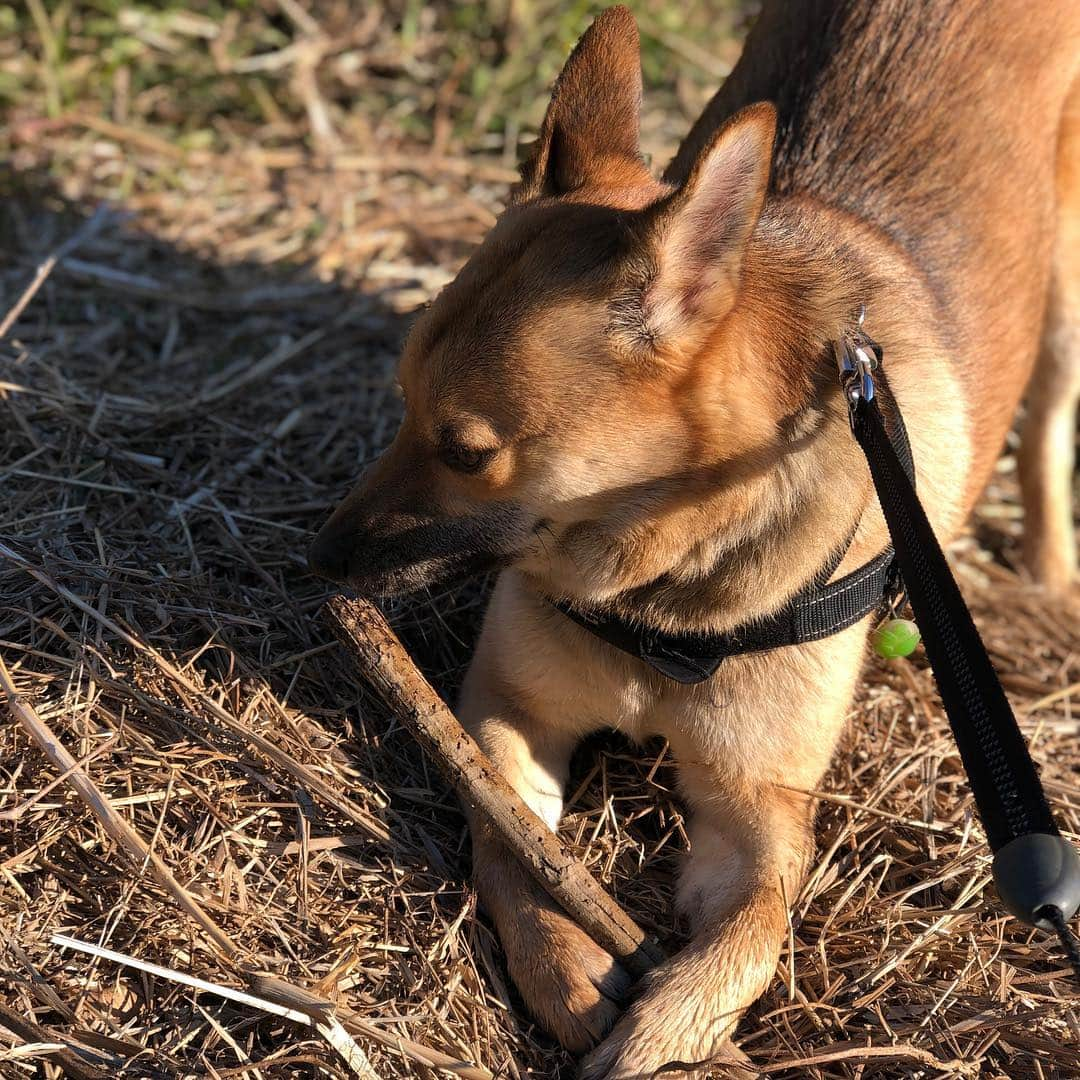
top-left (627, 102), bottom-right (777, 355)
top-left (513, 6), bottom-right (646, 201)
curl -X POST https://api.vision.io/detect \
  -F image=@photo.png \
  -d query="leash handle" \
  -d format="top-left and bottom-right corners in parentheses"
top-left (840, 334), bottom-right (1080, 958)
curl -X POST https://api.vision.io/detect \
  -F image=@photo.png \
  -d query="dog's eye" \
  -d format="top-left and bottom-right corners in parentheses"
top-left (439, 444), bottom-right (494, 474)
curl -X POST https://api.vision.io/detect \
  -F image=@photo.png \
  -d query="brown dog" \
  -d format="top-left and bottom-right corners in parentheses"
top-left (309, 3), bottom-right (1080, 1075)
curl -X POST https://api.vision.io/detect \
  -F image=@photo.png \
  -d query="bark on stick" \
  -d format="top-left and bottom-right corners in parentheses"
top-left (324, 594), bottom-right (664, 978)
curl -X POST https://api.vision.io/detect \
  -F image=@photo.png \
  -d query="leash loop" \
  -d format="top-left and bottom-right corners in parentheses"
top-left (837, 317), bottom-right (882, 425)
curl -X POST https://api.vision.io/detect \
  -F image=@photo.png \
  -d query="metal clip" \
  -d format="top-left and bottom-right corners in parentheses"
top-left (837, 306), bottom-right (881, 424)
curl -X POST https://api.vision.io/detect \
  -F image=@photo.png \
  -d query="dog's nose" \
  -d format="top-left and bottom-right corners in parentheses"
top-left (307, 529), bottom-right (350, 583)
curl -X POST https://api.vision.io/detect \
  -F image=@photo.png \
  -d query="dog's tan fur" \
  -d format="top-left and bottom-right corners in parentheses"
top-left (310, 4), bottom-right (1080, 1075)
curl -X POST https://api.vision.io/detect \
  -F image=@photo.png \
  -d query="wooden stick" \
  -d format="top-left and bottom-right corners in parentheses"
top-left (324, 595), bottom-right (664, 978)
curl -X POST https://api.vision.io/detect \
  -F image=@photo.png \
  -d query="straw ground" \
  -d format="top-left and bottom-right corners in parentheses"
top-left (2, 4), bottom-right (1078, 1077)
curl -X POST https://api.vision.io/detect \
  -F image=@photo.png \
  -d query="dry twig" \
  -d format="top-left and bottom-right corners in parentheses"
top-left (0, 205), bottom-right (111, 340)
top-left (52, 936), bottom-right (381, 1080)
top-left (325, 594), bottom-right (664, 978)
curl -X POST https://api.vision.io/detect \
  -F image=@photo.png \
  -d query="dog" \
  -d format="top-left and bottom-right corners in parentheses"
top-left (309, 3), bottom-right (1080, 1075)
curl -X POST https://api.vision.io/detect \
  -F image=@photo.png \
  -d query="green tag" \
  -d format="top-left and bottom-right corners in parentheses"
top-left (873, 618), bottom-right (921, 659)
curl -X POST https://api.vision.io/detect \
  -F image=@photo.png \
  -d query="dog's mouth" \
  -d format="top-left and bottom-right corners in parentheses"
top-left (337, 548), bottom-right (515, 599)
top-left (308, 504), bottom-right (533, 598)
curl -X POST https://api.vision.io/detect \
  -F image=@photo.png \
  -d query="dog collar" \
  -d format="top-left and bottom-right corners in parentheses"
top-left (552, 548), bottom-right (901, 684)
top-left (551, 338), bottom-right (915, 685)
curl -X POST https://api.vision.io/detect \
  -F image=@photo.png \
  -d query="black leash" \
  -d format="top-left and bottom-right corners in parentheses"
top-left (840, 322), bottom-right (1080, 973)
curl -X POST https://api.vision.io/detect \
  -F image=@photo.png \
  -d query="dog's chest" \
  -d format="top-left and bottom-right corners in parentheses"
top-left (483, 572), bottom-right (876, 791)
top-left (486, 574), bottom-right (841, 758)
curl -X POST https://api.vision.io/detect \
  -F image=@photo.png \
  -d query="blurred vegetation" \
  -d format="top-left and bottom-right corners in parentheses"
top-left (1, 1), bottom-right (757, 302)
top-left (4, 1), bottom-right (756, 161)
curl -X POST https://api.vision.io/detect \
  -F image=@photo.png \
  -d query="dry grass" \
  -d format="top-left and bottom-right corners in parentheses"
top-left (2, 3), bottom-right (1079, 1078)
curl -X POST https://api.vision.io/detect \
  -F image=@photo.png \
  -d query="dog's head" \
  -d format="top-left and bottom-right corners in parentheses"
top-left (309, 6), bottom-right (779, 598)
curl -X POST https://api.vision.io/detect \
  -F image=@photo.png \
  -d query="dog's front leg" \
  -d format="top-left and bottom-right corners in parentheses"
top-left (579, 786), bottom-right (814, 1079)
top-left (581, 637), bottom-right (860, 1080)
top-left (459, 654), bottom-right (630, 1052)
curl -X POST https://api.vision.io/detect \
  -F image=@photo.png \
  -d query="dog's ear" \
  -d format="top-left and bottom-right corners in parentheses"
top-left (513, 6), bottom-right (646, 201)
top-left (626, 103), bottom-right (776, 356)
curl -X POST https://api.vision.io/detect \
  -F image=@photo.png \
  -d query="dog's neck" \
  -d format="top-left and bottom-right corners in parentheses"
top-left (523, 196), bottom-right (909, 634)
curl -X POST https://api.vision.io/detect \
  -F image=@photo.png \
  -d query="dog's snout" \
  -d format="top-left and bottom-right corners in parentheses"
top-left (307, 526), bottom-right (352, 583)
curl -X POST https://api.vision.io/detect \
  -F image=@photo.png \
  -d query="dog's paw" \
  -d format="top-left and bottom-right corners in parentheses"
top-left (503, 906), bottom-right (630, 1053)
top-left (580, 1023), bottom-right (749, 1080)
top-left (578, 964), bottom-right (748, 1080)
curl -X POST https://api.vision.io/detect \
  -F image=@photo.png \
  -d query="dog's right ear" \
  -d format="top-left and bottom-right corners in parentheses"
top-left (611, 102), bottom-right (776, 362)
top-left (513, 6), bottom-right (647, 201)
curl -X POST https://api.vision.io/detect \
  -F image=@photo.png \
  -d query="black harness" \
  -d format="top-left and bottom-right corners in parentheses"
top-left (552, 316), bottom-right (1080, 969)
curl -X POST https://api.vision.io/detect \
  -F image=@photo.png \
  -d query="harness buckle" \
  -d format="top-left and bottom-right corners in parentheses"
top-left (639, 641), bottom-right (724, 685)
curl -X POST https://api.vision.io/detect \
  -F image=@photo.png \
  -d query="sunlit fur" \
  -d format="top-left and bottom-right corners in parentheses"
top-left (308, 3), bottom-right (1080, 1075)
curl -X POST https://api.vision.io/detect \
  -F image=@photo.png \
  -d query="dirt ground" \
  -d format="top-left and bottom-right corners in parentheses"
top-left (2, 4), bottom-right (1079, 1078)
